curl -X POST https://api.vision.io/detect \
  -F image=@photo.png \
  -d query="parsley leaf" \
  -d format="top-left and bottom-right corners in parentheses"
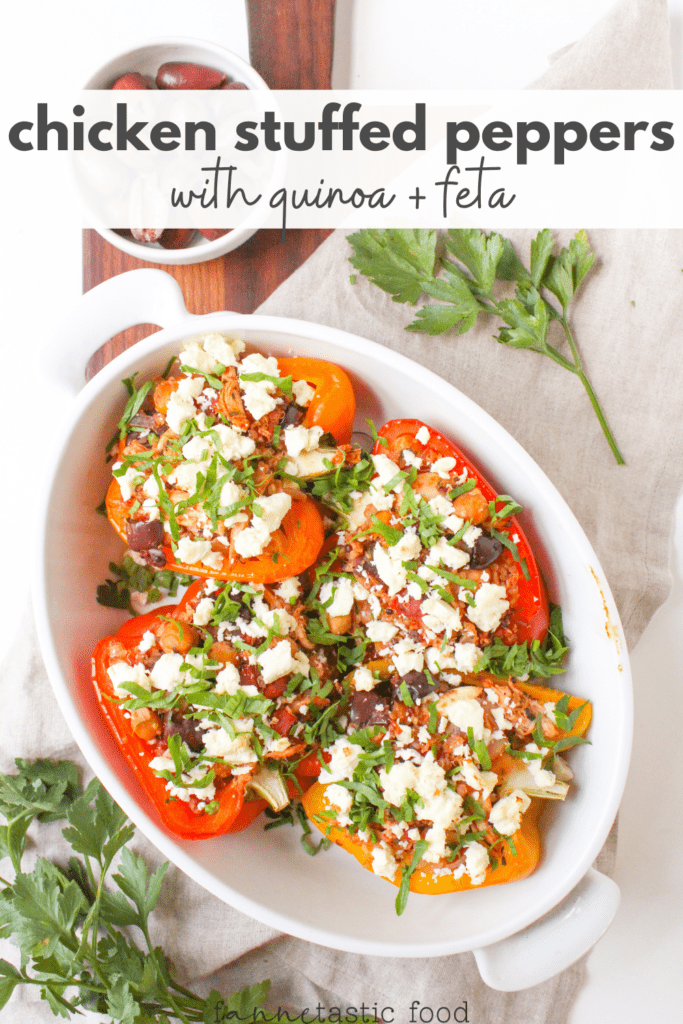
top-left (348, 228), bottom-right (624, 464)
top-left (395, 839), bottom-right (429, 916)
top-left (347, 229), bottom-right (436, 304)
top-left (0, 759), bottom-right (274, 1023)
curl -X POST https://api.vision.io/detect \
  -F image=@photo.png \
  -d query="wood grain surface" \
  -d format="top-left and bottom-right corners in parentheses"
top-left (83, 0), bottom-right (336, 379)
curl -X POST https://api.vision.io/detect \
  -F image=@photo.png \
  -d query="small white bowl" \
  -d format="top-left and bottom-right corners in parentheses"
top-left (83, 37), bottom-right (270, 265)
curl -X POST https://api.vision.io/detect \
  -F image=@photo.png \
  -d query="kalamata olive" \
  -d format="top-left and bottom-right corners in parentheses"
top-left (125, 519), bottom-right (164, 551)
top-left (351, 431), bottom-right (375, 453)
top-left (349, 691), bottom-right (390, 728)
top-left (164, 713), bottom-right (205, 753)
top-left (156, 62), bottom-right (227, 90)
top-left (143, 548), bottom-right (167, 569)
top-left (129, 413), bottom-right (156, 430)
top-left (470, 534), bottom-right (504, 570)
top-left (394, 670), bottom-right (435, 702)
top-left (111, 72), bottom-right (149, 90)
top-left (280, 403), bottom-right (306, 428)
top-left (131, 227), bottom-right (163, 243)
top-left (160, 228), bottom-right (195, 250)
top-left (198, 228), bottom-right (231, 241)
top-left (319, 431), bottom-right (336, 447)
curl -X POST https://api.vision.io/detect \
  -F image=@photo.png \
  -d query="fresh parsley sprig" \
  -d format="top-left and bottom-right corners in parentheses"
top-left (347, 228), bottom-right (625, 464)
top-left (0, 759), bottom-right (274, 1023)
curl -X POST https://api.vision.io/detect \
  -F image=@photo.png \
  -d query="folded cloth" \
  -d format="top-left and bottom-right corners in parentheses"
top-left (530, 0), bottom-right (674, 89)
top-left (1, 1), bottom-right (676, 1022)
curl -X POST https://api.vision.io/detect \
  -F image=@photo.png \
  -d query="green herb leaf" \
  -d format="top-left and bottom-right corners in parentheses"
top-left (395, 839), bottom-right (429, 916)
top-left (348, 228), bottom-right (436, 304)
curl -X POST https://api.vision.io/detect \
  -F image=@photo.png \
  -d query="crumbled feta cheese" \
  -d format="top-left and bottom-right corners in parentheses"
top-left (142, 476), bottom-right (160, 499)
top-left (371, 453), bottom-right (403, 490)
top-left (422, 824), bottom-right (449, 863)
top-left (233, 493), bottom-right (292, 558)
top-left (175, 537), bottom-right (222, 570)
top-left (462, 525), bottom-right (483, 548)
top-left (203, 729), bottom-right (257, 763)
top-left (137, 631), bottom-right (156, 654)
top-left (415, 426), bottom-right (430, 445)
top-left (421, 598), bottom-right (462, 634)
top-left (193, 597), bottom-right (215, 626)
top-left (178, 339), bottom-right (217, 373)
top-left (464, 841), bottom-right (489, 885)
top-left (292, 379), bottom-right (316, 406)
top-left (112, 462), bottom-right (145, 502)
top-left (148, 752), bottom-right (217, 802)
top-left (257, 639), bottom-right (308, 684)
top-left (353, 667), bottom-right (376, 692)
top-left (523, 743), bottom-right (557, 789)
top-left (324, 783), bottom-right (353, 815)
top-left (106, 661), bottom-right (151, 699)
top-left (214, 663), bottom-right (241, 695)
top-left (432, 456), bottom-right (457, 478)
top-left (211, 424), bottom-right (256, 460)
top-left (378, 762), bottom-right (419, 805)
top-left (366, 621), bottom-right (398, 644)
top-left (373, 542), bottom-right (407, 597)
top-left (452, 642), bottom-right (482, 673)
top-left (166, 376), bottom-right (204, 434)
top-left (150, 653), bottom-right (187, 691)
top-left (372, 843), bottom-right (399, 880)
top-left (491, 707), bottom-right (513, 732)
top-left (238, 353), bottom-right (282, 420)
top-left (275, 577), bottom-right (301, 601)
top-left (402, 449), bottom-right (422, 469)
top-left (204, 332), bottom-right (244, 367)
top-left (324, 737), bottom-right (364, 782)
top-left (428, 494), bottom-right (456, 518)
top-left (320, 577), bottom-right (355, 618)
top-left (389, 528), bottom-right (421, 563)
top-left (284, 424), bottom-right (324, 458)
top-left (460, 759), bottom-right (498, 797)
top-left (426, 646), bottom-right (456, 674)
top-left (467, 583), bottom-right (510, 633)
top-left (218, 480), bottom-right (249, 527)
top-left (391, 639), bottom-right (425, 676)
top-left (489, 790), bottom-right (531, 836)
top-left (438, 695), bottom-right (487, 741)
top-left (426, 537), bottom-right (470, 572)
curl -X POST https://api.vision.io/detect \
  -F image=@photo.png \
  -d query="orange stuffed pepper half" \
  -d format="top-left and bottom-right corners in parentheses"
top-left (105, 333), bottom-right (357, 585)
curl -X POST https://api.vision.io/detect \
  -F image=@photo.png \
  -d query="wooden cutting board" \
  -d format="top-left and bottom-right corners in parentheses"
top-left (84, 0), bottom-right (336, 378)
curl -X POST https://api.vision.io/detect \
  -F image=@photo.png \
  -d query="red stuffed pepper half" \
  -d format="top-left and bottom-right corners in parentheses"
top-left (91, 574), bottom-right (346, 839)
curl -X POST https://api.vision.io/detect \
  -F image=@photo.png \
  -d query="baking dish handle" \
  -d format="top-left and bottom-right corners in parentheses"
top-left (473, 868), bottom-right (620, 991)
top-left (41, 269), bottom-right (204, 395)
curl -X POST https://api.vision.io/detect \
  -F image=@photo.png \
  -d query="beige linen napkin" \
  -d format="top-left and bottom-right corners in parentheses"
top-left (1, 1), bottom-right (677, 1021)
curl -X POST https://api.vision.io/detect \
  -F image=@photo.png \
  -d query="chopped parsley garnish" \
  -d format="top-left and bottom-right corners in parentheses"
top-left (395, 839), bottom-right (429, 916)
top-left (96, 556), bottom-right (194, 614)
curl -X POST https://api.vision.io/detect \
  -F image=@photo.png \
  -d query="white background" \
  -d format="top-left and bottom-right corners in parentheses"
top-left (1, 2), bottom-right (682, 1021)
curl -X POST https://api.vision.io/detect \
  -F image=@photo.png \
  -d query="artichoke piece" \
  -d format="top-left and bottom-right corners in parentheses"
top-left (498, 765), bottom-right (570, 801)
top-left (247, 767), bottom-right (290, 811)
top-left (284, 447), bottom-right (341, 479)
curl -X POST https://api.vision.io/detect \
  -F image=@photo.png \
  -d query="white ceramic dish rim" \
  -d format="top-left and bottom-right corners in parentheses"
top-left (34, 286), bottom-right (632, 960)
top-left (81, 36), bottom-right (272, 264)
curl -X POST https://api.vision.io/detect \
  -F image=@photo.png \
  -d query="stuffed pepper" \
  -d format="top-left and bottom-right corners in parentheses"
top-left (105, 334), bottom-right (358, 584)
top-left (302, 658), bottom-right (590, 912)
top-left (92, 573), bottom-right (347, 839)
